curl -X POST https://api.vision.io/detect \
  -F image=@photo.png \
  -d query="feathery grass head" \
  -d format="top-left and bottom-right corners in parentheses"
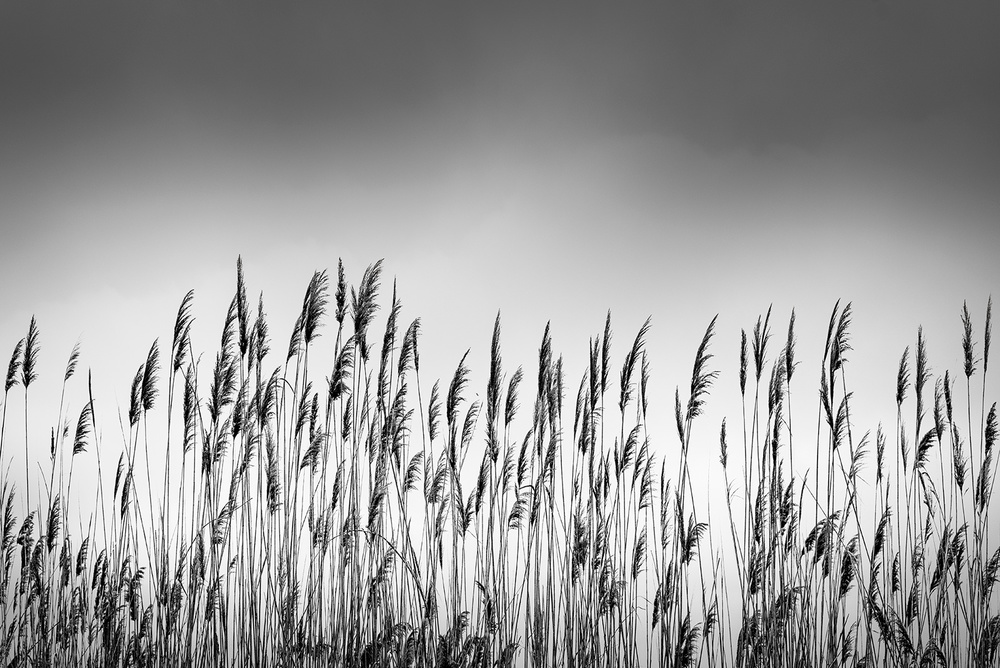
top-left (962, 301), bottom-right (977, 378)
top-left (752, 305), bottom-right (772, 382)
top-left (831, 393), bottom-right (852, 451)
top-left (335, 258), bottom-right (347, 326)
top-left (486, 312), bottom-right (503, 459)
top-left (838, 536), bottom-right (859, 600)
top-left (914, 427), bottom-right (936, 472)
top-left (686, 315), bottom-right (719, 423)
top-left (398, 318), bottom-right (421, 378)
top-left (264, 428), bottom-right (281, 513)
top-left (120, 466), bottom-right (133, 521)
top-left (446, 350), bottom-right (471, 430)
top-left (601, 311), bottom-right (612, 397)
top-left (21, 316), bottom-right (40, 389)
top-left (941, 370), bottom-right (953, 429)
top-left (915, 327), bottom-right (929, 428)
top-left (428, 380), bottom-right (441, 443)
top-left (220, 294), bottom-right (239, 363)
top-left (874, 423), bottom-right (886, 481)
top-left (129, 364), bottom-right (144, 427)
top-left (719, 418), bottom-right (728, 468)
top-left (976, 406), bottom-right (997, 512)
top-left (979, 402), bottom-right (998, 512)
top-left (351, 259), bottom-right (383, 360)
top-left (985, 295), bottom-right (992, 374)
top-left (63, 342), bottom-right (81, 383)
top-left (46, 495), bottom-right (61, 553)
top-left (141, 339), bottom-right (160, 413)
top-left (933, 377), bottom-right (946, 443)
top-left (253, 293), bottom-right (270, 370)
top-left (739, 329), bottom-right (748, 396)
top-left (377, 281), bottom-right (401, 407)
top-left (505, 366), bottom-right (523, 428)
top-left (537, 321), bottom-right (553, 403)
top-left (588, 336), bottom-right (600, 411)
top-left (171, 290), bottom-right (195, 374)
top-left (236, 257), bottom-right (250, 358)
top-left (640, 350), bottom-right (650, 417)
top-left (631, 526), bottom-right (648, 580)
top-left (987, 402), bottom-right (997, 460)
top-left (72, 402), bottom-right (93, 456)
top-left (619, 317), bottom-right (650, 415)
top-left (896, 347), bottom-right (910, 408)
top-left (302, 269), bottom-right (329, 347)
top-left (329, 337), bottom-right (354, 405)
top-left (6, 338), bottom-right (24, 393)
top-left (675, 387), bottom-right (685, 444)
top-left (208, 351), bottom-right (236, 425)
top-left (674, 613), bottom-right (702, 668)
top-left (785, 308), bottom-right (797, 382)
top-left (822, 299), bottom-right (841, 367)
top-left (829, 301), bottom-right (853, 380)
top-left (182, 365), bottom-right (197, 453)
top-left (286, 312), bottom-right (303, 363)
top-left (952, 425), bottom-right (967, 489)
top-left (768, 351), bottom-right (787, 421)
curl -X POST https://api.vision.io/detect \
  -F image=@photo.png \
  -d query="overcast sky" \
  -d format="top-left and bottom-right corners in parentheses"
top-left (1, 2), bottom-right (998, 522)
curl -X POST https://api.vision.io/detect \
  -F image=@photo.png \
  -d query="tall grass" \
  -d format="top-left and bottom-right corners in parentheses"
top-left (0, 259), bottom-right (997, 667)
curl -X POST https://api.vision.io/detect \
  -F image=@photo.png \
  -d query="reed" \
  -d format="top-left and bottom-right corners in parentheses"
top-left (0, 259), bottom-right (997, 667)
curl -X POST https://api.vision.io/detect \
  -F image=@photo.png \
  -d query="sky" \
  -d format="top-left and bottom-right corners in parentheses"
top-left (1, 1), bottom-right (999, 573)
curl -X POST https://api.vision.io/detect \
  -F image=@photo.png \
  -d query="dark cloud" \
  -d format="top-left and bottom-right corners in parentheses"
top-left (2, 2), bottom-right (997, 152)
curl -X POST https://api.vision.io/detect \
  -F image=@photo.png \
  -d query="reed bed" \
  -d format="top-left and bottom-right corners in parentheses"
top-left (0, 258), bottom-right (997, 667)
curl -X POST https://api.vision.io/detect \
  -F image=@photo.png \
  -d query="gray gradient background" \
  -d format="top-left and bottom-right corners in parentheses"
top-left (0, 1), bottom-right (998, 580)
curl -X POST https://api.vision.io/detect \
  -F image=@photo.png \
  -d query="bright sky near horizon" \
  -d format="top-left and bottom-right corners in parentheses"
top-left (1, 2), bottom-right (999, 538)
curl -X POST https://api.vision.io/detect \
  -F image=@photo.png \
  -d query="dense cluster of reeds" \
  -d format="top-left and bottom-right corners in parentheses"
top-left (0, 258), bottom-right (997, 667)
